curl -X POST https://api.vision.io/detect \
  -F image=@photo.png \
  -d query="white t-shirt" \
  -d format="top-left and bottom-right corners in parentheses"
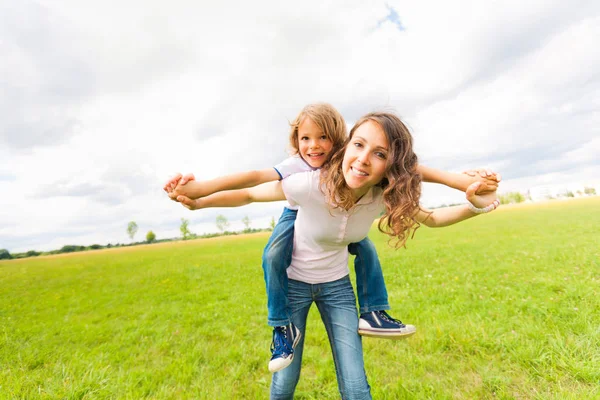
top-left (273, 156), bottom-right (316, 210)
top-left (282, 170), bottom-right (385, 284)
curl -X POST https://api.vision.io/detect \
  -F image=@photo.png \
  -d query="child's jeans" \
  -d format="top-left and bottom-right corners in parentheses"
top-left (262, 208), bottom-right (390, 327)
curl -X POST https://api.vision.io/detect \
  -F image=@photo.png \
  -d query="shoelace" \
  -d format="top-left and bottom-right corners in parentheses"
top-left (271, 326), bottom-right (293, 358)
top-left (378, 311), bottom-right (406, 327)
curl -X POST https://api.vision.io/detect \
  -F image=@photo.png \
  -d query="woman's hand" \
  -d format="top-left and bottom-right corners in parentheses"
top-left (176, 195), bottom-right (204, 210)
top-left (465, 182), bottom-right (499, 209)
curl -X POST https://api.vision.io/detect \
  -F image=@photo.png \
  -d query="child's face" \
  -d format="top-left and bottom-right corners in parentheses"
top-left (297, 117), bottom-right (333, 168)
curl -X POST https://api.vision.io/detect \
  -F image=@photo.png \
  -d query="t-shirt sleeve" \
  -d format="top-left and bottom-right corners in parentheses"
top-left (281, 170), bottom-right (317, 207)
top-left (273, 156), bottom-right (313, 180)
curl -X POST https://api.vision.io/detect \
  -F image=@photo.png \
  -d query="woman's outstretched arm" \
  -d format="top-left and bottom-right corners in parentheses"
top-left (175, 181), bottom-right (286, 210)
top-left (417, 164), bottom-right (500, 194)
top-left (414, 182), bottom-right (499, 227)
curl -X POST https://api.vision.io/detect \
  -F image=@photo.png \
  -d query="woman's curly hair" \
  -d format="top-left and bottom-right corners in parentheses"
top-left (320, 112), bottom-right (424, 248)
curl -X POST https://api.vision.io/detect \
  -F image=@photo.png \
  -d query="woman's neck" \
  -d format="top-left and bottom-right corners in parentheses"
top-left (351, 187), bottom-right (369, 203)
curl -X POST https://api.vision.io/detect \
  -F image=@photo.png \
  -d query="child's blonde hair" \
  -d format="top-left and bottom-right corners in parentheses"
top-left (288, 103), bottom-right (347, 160)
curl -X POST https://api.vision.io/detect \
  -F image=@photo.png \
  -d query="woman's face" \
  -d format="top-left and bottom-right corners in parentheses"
top-left (342, 120), bottom-right (389, 199)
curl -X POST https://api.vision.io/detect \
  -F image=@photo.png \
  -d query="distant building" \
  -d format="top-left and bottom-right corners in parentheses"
top-left (527, 183), bottom-right (599, 202)
top-left (528, 186), bottom-right (554, 202)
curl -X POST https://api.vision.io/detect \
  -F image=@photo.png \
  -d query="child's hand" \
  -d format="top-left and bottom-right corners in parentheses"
top-left (164, 173), bottom-right (181, 193)
top-left (462, 168), bottom-right (501, 195)
top-left (176, 195), bottom-right (204, 210)
top-left (465, 182), bottom-right (499, 209)
top-left (164, 173), bottom-right (195, 201)
top-left (168, 181), bottom-right (192, 201)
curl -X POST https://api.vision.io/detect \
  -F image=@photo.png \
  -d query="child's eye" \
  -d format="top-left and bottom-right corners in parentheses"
top-left (300, 137), bottom-right (308, 141)
top-left (321, 135), bottom-right (328, 140)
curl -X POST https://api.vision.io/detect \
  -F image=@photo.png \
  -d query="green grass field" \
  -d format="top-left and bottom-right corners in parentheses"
top-left (1, 197), bottom-right (599, 399)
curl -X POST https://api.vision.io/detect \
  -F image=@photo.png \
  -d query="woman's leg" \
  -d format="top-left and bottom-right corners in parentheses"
top-left (315, 276), bottom-right (372, 400)
top-left (270, 279), bottom-right (313, 400)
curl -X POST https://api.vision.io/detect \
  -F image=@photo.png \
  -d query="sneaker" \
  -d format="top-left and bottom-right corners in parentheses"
top-left (268, 323), bottom-right (302, 373)
top-left (358, 310), bottom-right (416, 339)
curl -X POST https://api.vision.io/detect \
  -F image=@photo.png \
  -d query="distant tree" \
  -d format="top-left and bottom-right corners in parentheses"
top-left (499, 192), bottom-right (526, 205)
top-left (180, 218), bottom-right (192, 240)
top-left (584, 187), bottom-right (597, 195)
top-left (59, 245), bottom-right (85, 253)
top-left (216, 214), bottom-right (229, 233)
top-left (512, 192), bottom-right (525, 203)
top-left (242, 215), bottom-right (251, 232)
top-left (566, 191), bottom-right (574, 198)
top-left (146, 230), bottom-right (156, 243)
top-left (127, 221), bottom-right (138, 241)
top-left (269, 216), bottom-right (276, 230)
top-left (0, 249), bottom-right (11, 260)
top-left (89, 244), bottom-right (103, 250)
top-left (26, 250), bottom-right (41, 257)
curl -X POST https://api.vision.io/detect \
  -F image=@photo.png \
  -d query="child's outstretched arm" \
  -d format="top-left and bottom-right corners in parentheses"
top-left (175, 181), bottom-right (286, 210)
top-left (417, 164), bottom-right (501, 195)
top-left (165, 168), bottom-right (281, 201)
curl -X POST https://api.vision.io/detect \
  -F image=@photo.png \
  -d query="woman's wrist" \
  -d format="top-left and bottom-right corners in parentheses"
top-left (468, 199), bottom-right (500, 214)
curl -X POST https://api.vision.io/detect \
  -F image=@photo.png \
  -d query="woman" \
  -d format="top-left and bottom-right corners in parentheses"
top-left (176, 112), bottom-right (499, 399)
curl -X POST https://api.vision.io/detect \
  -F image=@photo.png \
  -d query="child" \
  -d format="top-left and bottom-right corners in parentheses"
top-left (164, 103), bottom-right (499, 372)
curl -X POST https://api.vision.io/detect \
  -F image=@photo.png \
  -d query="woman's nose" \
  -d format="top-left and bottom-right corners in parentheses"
top-left (357, 153), bottom-right (369, 165)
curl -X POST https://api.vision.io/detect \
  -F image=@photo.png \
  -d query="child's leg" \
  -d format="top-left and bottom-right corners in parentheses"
top-left (347, 237), bottom-right (389, 314)
top-left (270, 279), bottom-right (312, 399)
top-left (262, 208), bottom-right (297, 327)
top-left (349, 237), bottom-right (416, 339)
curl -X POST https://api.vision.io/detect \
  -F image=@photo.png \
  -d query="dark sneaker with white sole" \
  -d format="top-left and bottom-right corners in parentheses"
top-left (358, 310), bottom-right (416, 339)
top-left (268, 323), bottom-right (302, 373)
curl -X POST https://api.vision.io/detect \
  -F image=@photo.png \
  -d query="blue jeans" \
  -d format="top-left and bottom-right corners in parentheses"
top-left (348, 239), bottom-right (390, 314)
top-left (262, 208), bottom-right (297, 326)
top-left (270, 276), bottom-right (371, 400)
top-left (262, 208), bottom-right (390, 326)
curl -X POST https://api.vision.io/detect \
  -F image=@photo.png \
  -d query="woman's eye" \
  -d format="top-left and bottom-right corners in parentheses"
top-left (353, 142), bottom-right (362, 147)
top-left (376, 152), bottom-right (387, 159)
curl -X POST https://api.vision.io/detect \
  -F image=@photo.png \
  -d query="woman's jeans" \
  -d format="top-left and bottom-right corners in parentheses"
top-left (270, 276), bottom-right (371, 400)
top-left (262, 208), bottom-right (390, 327)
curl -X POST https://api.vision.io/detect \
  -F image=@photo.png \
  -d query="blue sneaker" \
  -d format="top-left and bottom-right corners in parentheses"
top-left (358, 310), bottom-right (416, 339)
top-left (268, 323), bottom-right (301, 373)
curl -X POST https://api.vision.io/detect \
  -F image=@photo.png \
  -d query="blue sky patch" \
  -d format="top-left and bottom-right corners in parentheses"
top-left (379, 4), bottom-right (405, 31)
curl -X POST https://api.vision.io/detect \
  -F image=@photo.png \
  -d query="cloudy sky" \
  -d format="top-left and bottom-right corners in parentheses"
top-left (1, 0), bottom-right (599, 253)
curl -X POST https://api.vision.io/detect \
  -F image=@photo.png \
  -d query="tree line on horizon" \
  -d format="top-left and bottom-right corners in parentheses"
top-left (0, 214), bottom-right (276, 261)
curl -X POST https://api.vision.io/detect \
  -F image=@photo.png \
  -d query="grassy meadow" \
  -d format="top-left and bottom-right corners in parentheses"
top-left (1, 197), bottom-right (599, 399)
